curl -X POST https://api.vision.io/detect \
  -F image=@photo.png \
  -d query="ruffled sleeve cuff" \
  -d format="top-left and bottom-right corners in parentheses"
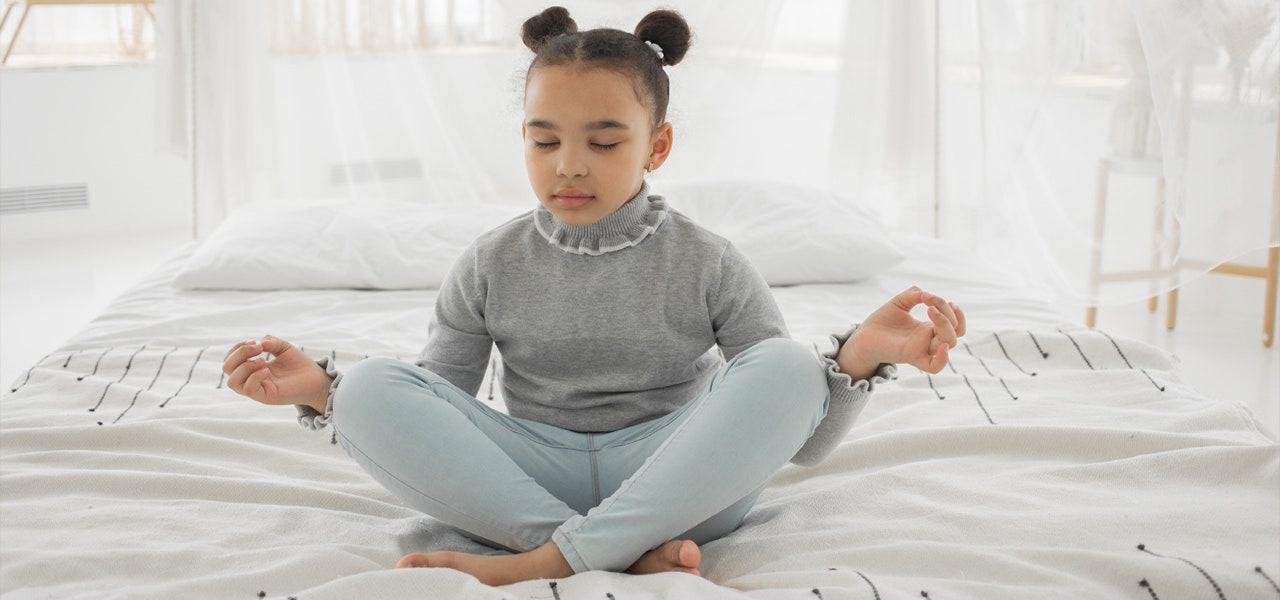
top-left (790, 325), bottom-right (896, 467)
top-left (296, 356), bottom-right (342, 431)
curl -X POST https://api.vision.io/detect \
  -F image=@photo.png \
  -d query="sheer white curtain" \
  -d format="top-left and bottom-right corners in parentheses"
top-left (164, 0), bottom-right (1278, 309)
top-left (173, 1), bottom-right (927, 228)
top-left (938, 1), bottom-right (1278, 308)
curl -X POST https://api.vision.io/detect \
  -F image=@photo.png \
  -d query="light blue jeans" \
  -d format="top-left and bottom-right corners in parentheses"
top-left (331, 337), bottom-right (829, 573)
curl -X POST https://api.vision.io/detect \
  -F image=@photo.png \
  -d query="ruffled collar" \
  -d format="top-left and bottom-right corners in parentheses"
top-left (533, 182), bottom-right (669, 256)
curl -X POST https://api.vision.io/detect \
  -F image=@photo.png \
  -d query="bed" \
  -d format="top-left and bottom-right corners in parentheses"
top-left (2, 180), bottom-right (1277, 599)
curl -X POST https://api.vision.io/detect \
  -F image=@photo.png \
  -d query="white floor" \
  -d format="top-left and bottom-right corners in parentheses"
top-left (2, 230), bottom-right (1278, 437)
top-left (1, 230), bottom-right (193, 393)
top-left (1079, 273), bottom-right (1280, 437)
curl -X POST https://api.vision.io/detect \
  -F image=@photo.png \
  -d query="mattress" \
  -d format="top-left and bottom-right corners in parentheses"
top-left (2, 235), bottom-right (1277, 599)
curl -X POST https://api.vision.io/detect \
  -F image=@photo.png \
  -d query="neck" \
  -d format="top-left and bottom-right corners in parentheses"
top-left (533, 182), bottom-right (669, 256)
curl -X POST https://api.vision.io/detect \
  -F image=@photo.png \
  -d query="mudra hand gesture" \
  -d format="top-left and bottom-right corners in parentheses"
top-left (222, 335), bottom-right (331, 414)
top-left (836, 286), bottom-right (967, 380)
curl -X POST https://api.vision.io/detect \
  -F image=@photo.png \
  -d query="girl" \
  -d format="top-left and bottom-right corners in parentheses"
top-left (222, 6), bottom-right (965, 586)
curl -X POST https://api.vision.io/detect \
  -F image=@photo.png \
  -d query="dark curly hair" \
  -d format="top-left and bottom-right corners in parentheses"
top-left (521, 6), bottom-right (692, 128)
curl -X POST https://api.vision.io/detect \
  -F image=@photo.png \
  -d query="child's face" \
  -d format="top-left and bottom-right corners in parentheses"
top-left (523, 65), bottom-right (672, 227)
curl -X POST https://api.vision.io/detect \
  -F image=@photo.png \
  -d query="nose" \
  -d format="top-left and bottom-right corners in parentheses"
top-left (555, 147), bottom-right (587, 178)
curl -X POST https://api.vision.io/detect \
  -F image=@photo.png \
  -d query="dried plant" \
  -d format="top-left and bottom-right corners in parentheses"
top-left (1206, 0), bottom-right (1278, 101)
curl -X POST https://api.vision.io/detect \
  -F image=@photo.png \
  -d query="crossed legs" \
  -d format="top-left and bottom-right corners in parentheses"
top-left (332, 338), bottom-right (828, 584)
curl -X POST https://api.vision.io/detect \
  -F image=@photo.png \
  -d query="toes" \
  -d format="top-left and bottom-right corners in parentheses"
top-left (658, 540), bottom-right (701, 571)
top-left (396, 553), bottom-right (431, 569)
top-left (626, 540), bottom-right (704, 576)
top-left (675, 540), bottom-right (701, 569)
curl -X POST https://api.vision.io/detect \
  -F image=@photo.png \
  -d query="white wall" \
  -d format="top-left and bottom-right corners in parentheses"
top-left (0, 63), bottom-right (193, 243)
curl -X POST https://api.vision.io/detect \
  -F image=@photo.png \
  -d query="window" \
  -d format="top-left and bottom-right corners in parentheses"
top-left (268, 0), bottom-right (503, 56)
top-left (0, 2), bottom-right (155, 67)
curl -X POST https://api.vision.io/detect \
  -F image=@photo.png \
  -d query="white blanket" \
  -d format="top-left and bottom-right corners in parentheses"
top-left (2, 238), bottom-right (1277, 599)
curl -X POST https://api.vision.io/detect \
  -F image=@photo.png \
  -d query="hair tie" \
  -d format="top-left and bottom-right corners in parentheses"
top-left (644, 40), bottom-right (664, 61)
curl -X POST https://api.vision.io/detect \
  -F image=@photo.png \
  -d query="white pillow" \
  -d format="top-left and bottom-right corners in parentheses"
top-left (655, 178), bottom-right (904, 285)
top-left (173, 199), bottom-right (528, 290)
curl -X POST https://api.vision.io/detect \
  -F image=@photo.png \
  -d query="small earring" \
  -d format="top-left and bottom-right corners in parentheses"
top-left (645, 162), bottom-right (654, 173)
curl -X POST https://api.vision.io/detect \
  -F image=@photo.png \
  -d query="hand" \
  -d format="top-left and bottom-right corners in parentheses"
top-left (836, 286), bottom-right (967, 379)
top-left (222, 335), bottom-right (332, 414)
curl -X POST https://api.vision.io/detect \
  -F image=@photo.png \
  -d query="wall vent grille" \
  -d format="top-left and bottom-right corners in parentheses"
top-left (0, 183), bottom-right (89, 215)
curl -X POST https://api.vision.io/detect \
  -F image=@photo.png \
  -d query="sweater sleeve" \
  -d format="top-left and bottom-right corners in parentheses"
top-left (789, 325), bottom-right (896, 466)
top-left (710, 242), bottom-right (790, 359)
top-left (415, 242), bottom-right (494, 397)
top-left (295, 355), bottom-right (342, 430)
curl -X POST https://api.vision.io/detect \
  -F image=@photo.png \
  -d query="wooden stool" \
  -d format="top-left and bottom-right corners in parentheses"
top-left (1086, 120), bottom-right (1280, 347)
top-left (1085, 154), bottom-right (1171, 329)
top-left (1165, 117), bottom-right (1280, 347)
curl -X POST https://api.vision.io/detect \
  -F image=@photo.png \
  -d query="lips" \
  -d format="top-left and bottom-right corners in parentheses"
top-left (553, 189), bottom-right (594, 209)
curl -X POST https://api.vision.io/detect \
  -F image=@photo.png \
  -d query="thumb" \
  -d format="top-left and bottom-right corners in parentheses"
top-left (891, 286), bottom-right (924, 311)
top-left (260, 335), bottom-right (294, 356)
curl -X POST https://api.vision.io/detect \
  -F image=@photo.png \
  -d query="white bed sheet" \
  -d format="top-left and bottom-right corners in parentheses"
top-left (2, 235), bottom-right (1277, 599)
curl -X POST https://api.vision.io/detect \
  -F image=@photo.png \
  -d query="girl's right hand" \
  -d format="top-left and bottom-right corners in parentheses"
top-left (222, 335), bottom-right (332, 414)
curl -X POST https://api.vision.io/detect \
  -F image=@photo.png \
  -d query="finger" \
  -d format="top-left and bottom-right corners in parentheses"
top-left (951, 302), bottom-right (967, 337)
top-left (222, 340), bottom-right (255, 364)
top-left (225, 358), bottom-right (255, 394)
top-left (227, 357), bottom-right (269, 395)
top-left (927, 343), bottom-right (951, 374)
top-left (928, 305), bottom-right (959, 347)
top-left (914, 342), bottom-right (949, 374)
top-left (222, 341), bottom-right (263, 375)
top-left (923, 292), bottom-right (959, 330)
top-left (242, 363), bottom-right (272, 399)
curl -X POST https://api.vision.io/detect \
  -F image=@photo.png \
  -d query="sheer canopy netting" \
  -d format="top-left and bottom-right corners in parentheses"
top-left (162, 0), bottom-right (1279, 308)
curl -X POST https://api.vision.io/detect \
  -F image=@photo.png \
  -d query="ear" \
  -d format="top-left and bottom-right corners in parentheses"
top-left (647, 122), bottom-right (674, 170)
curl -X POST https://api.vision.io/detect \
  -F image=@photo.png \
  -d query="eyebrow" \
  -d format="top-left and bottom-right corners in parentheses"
top-left (525, 119), bottom-right (630, 132)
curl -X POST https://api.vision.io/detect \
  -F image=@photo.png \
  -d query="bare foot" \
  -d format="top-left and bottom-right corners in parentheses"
top-left (627, 540), bottom-right (701, 577)
top-left (396, 542), bottom-right (573, 586)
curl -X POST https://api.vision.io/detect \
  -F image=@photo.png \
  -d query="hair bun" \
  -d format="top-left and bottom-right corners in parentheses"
top-left (522, 6), bottom-right (578, 52)
top-left (634, 10), bottom-right (691, 66)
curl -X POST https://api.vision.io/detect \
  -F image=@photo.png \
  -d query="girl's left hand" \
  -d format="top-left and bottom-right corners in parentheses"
top-left (836, 286), bottom-right (966, 380)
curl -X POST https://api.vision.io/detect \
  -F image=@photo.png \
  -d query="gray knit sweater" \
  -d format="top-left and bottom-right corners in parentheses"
top-left (302, 183), bottom-right (893, 466)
